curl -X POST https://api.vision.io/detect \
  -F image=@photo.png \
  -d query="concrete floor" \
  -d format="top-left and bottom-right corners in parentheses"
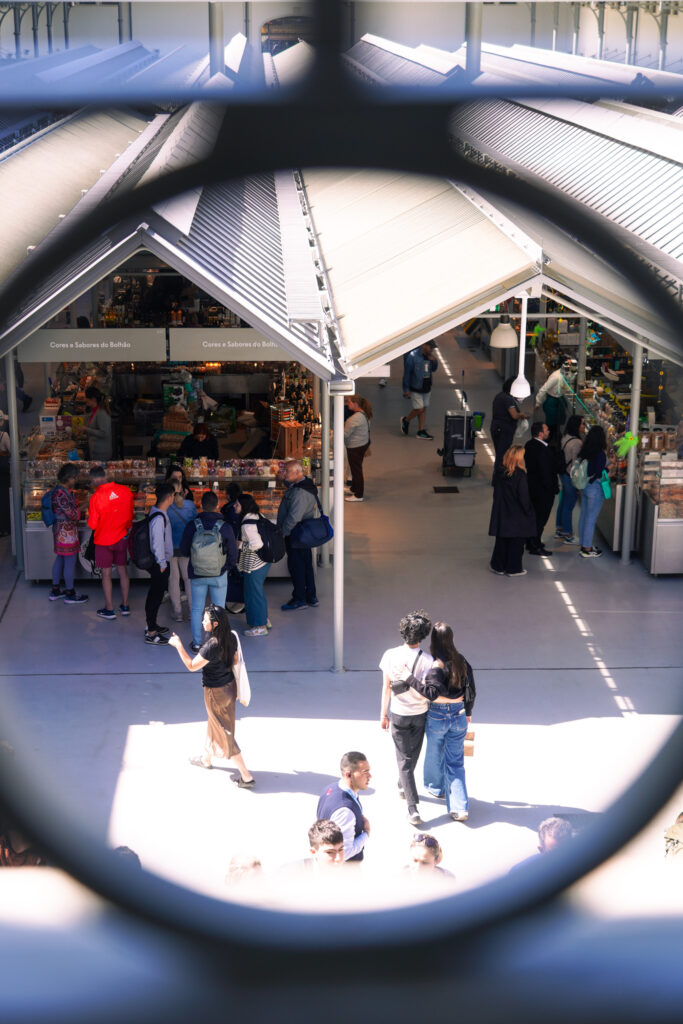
top-left (0, 334), bottom-right (681, 915)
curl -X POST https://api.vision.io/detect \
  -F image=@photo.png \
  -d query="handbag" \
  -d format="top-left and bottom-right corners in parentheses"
top-left (289, 493), bottom-right (334, 549)
top-left (600, 470), bottom-right (612, 500)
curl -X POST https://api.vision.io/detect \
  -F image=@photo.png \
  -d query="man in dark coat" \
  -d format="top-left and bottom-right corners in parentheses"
top-left (524, 422), bottom-right (559, 556)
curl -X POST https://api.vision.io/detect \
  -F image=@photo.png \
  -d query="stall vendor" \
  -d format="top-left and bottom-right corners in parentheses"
top-left (84, 386), bottom-right (113, 462)
top-left (177, 422), bottom-right (219, 461)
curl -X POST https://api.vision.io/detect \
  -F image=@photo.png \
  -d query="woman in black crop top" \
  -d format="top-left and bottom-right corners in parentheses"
top-left (409, 622), bottom-right (475, 823)
top-left (168, 605), bottom-right (254, 786)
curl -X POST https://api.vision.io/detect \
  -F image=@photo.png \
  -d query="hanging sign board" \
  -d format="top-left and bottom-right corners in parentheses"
top-left (169, 328), bottom-right (291, 362)
top-left (18, 329), bottom-right (167, 362)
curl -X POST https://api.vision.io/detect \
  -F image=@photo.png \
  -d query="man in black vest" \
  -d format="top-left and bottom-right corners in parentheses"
top-left (316, 751), bottom-right (371, 862)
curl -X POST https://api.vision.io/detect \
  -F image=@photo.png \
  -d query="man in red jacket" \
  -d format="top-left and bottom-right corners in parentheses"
top-left (87, 465), bottom-right (134, 620)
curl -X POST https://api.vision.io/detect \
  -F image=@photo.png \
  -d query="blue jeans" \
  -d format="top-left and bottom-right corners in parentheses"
top-left (190, 575), bottom-right (227, 646)
top-left (556, 473), bottom-right (578, 535)
top-left (243, 563), bottom-right (270, 627)
top-left (52, 553), bottom-right (77, 590)
top-left (423, 703), bottom-right (469, 815)
top-left (578, 479), bottom-right (605, 549)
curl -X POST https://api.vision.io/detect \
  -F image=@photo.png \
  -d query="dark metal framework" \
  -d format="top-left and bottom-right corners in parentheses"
top-left (0, 1), bottom-right (682, 1020)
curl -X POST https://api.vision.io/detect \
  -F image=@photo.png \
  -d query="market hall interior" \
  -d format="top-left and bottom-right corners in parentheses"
top-left (0, 330), bottom-right (681, 907)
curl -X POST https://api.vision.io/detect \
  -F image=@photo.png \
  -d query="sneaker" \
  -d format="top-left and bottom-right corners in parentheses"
top-left (554, 529), bottom-right (566, 539)
top-left (281, 599), bottom-right (307, 611)
top-left (416, 429), bottom-right (434, 440)
top-left (407, 806), bottom-right (422, 826)
top-left (49, 586), bottom-right (65, 601)
top-left (226, 602), bottom-right (245, 614)
top-left (155, 625), bottom-right (170, 635)
top-left (97, 607), bottom-right (116, 620)
top-left (64, 590), bottom-right (88, 604)
top-left (400, 416), bottom-right (409, 436)
top-left (307, 597), bottom-right (319, 607)
top-left (266, 619), bottom-right (273, 629)
top-left (563, 535), bottom-right (578, 545)
top-left (505, 569), bottom-right (528, 577)
top-left (345, 495), bottom-right (364, 502)
top-left (144, 631), bottom-right (169, 645)
top-left (244, 626), bottom-right (268, 637)
top-left (488, 565), bottom-right (505, 575)
top-left (119, 604), bottom-right (131, 616)
top-left (580, 547), bottom-right (601, 558)
top-left (190, 642), bottom-right (202, 653)
top-left (591, 546), bottom-right (603, 556)
top-left (450, 811), bottom-right (469, 823)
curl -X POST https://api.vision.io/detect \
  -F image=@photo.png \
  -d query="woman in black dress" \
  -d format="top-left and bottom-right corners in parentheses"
top-left (168, 605), bottom-right (254, 786)
top-left (488, 444), bottom-right (537, 577)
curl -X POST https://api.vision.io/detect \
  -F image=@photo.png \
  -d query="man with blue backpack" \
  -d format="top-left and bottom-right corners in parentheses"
top-left (179, 490), bottom-right (238, 652)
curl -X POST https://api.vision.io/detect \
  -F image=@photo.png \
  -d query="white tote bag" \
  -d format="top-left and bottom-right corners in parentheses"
top-left (232, 631), bottom-right (251, 707)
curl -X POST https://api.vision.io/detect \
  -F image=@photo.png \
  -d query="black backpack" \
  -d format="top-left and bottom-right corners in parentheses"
top-left (128, 510), bottom-right (163, 571)
top-left (253, 515), bottom-right (286, 563)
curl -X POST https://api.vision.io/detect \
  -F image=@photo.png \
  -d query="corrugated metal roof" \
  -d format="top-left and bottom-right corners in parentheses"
top-left (487, 43), bottom-right (683, 92)
top-left (271, 41), bottom-right (316, 87)
top-left (451, 98), bottom-right (683, 280)
top-left (0, 109), bottom-right (149, 282)
top-left (273, 170), bottom-right (324, 323)
top-left (302, 169), bottom-right (540, 371)
top-left (344, 37), bottom-right (450, 87)
top-left (36, 41), bottom-right (156, 87)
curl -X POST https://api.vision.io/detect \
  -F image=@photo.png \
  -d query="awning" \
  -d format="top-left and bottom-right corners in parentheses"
top-left (301, 169), bottom-right (542, 376)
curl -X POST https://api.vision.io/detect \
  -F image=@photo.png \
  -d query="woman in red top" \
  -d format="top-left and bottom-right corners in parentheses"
top-left (49, 464), bottom-right (88, 604)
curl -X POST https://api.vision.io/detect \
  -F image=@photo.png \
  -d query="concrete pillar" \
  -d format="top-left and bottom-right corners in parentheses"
top-left (5, 353), bottom-right (24, 572)
top-left (332, 392), bottom-right (345, 671)
top-left (465, 2), bottom-right (482, 78)
top-left (208, 2), bottom-right (224, 77)
top-left (620, 343), bottom-right (643, 566)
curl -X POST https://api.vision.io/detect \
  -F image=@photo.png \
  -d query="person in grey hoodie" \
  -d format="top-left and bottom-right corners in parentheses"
top-left (84, 386), bottom-right (113, 462)
top-left (276, 460), bottom-right (320, 611)
top-left (144, 482), bottom-right (175, 646)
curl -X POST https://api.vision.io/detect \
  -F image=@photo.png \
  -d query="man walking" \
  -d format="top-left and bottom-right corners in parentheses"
top-left (143, 482), bottom-right (175, 646)
top-left (401, 340), bottom-right (438, 440)
top-left (379, 610), bottom-right (433, 826)
top-left (179, 490), bottom-right (237, 652)
top-left (316, 752), bottom-right (371, 862)
top-left (88, 465), bottom-right (134, 620)
top-left (524, 422), bottom-right (559, 556)
top-left (276, 459), bottom-right (320, 612)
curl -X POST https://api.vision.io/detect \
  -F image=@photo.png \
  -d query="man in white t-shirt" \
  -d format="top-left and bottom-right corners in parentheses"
top-left (379, 610), bottom-right (434, 826)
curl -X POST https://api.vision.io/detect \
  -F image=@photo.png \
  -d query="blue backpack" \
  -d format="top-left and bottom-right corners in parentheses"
top-left (41, 487), bottom-right (58, 527)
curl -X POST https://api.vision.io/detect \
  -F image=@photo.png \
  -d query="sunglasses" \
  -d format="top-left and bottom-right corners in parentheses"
top-left (412, 833), bottom-right (440, 850)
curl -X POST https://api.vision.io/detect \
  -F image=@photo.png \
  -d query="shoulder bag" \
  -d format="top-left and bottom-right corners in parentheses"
top-left (289, 493), bottom-right (334, 549)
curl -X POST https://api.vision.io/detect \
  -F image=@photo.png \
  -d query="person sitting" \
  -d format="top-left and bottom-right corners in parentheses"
top-left (177, 423), bottom-right (219, 461)
top-left (509, 816), bottom-right (574, 872)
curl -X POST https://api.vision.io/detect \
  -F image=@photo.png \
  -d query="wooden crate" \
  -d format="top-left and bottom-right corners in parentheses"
top-left (275, 421), bottom-right (304, 459)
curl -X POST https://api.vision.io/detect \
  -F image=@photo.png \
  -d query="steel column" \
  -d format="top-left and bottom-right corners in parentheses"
top-left (552, 2), bottom-right (559, 51)
top-left (658, 8), bottom-right (668, 70)
top-left (208, 2), bottom-right (224, 77)
top-left (625, 3), bottom-right (634, 64)
top-left (620, 342), bottom-right (643, 566)
top-left (465, 2), bottom-right (482, 78)
top-left (63, 1), bottom-right (69, 49)
top-left (31, 3), bottom-right (39, 57)
top-left (332, 392), bottom-right (345, 672)
top-left (46, 2), bottom-right (54, 53)
top-left (577, 318), bottom-right (587, 388)
top-left (5, 353), bottom-right (23, 572)
top-left (572, 2), bottom-right (580, 55)
top-left (14, 3), bottom-right (22, 61)
top-left (244, 1), bottom-right (250, 41)
top-left (319, 380), bottom-right (330, 569)
top-left (597, 2), bottom-right (605, 60)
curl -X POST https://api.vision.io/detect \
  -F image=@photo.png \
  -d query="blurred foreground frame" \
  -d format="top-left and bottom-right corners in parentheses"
top-left (0, 1), bottom-right (682, 1022)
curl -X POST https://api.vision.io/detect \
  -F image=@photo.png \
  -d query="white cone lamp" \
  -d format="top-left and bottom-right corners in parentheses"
top-left (489, 318), bottom-right (518, 348)
top-left (510, 293), bottom-right (531, 400)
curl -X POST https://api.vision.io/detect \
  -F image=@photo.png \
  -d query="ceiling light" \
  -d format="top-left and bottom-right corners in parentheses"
top-left (489, 321), bottom-right (518, 348)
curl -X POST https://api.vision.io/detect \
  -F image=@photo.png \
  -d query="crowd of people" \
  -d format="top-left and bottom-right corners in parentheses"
top-left (489, 374), bottom-right (612, 576)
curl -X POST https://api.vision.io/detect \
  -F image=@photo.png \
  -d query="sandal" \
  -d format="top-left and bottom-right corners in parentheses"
top-left (233, 776), bottom-right (255, 788)
top-left (189, 756), bottom-right (212, 769)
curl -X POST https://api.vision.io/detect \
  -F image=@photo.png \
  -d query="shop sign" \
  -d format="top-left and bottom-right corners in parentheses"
top-left (19, 329), bottom-right (167, 362)
top-left (169, 328), bottom-right (290, 362)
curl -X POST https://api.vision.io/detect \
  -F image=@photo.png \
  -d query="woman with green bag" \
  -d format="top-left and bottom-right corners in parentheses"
top-left (578, 426), bottom-right (608, 558)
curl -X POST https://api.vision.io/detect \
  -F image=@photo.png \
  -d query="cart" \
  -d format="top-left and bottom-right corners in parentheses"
top-left (438, 407), bottom-right (485, 477)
